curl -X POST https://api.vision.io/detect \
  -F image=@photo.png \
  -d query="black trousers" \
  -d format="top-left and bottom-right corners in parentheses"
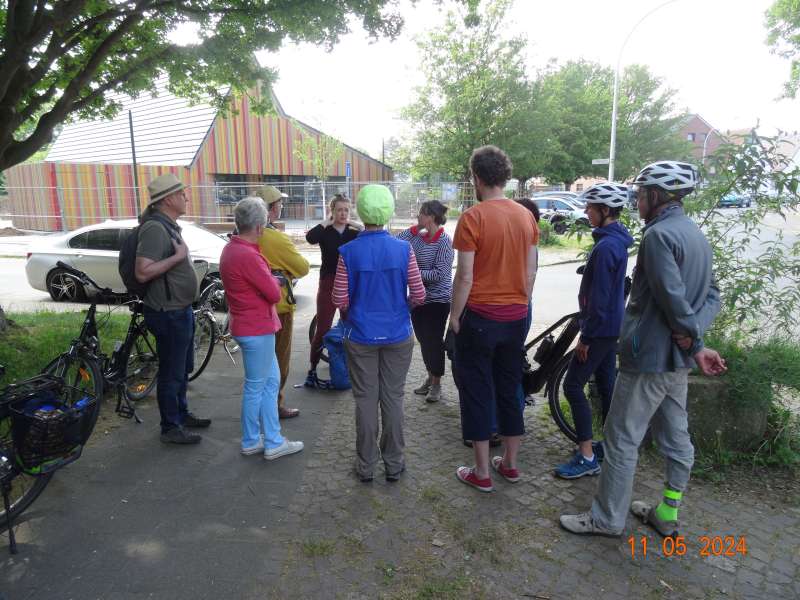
top-left (410, 302), bottom-right (450, 377)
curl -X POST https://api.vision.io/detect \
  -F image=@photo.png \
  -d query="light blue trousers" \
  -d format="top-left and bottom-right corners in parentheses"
top-left (235, 334), bottom-right (284, 451)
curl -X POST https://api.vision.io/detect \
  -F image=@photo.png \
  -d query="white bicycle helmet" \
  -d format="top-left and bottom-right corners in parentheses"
top-left (580, 182), bottom-right (629, 208)
top-left (633, 161), bottom-right (698, 192)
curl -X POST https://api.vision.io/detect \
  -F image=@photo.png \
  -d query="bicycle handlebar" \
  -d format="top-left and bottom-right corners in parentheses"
top-left (55, 261), bottom-right (114, 296)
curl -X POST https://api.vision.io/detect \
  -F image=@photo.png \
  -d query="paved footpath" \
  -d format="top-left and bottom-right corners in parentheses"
top-left (2, 297), bottom-right (799, 599)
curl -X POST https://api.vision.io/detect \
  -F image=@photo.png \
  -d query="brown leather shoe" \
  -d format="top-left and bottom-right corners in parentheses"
top-left (278, 406), bottom-right (300, 419)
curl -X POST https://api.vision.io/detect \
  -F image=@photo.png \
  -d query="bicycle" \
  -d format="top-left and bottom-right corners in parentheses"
top-left (187, 274), bottom-right (237, 382)
top-left (1, 366), bottom-right (99, 553)
top-left (307, 314), bottom-right (329, 364)
top-left (42, 261), bottom-right (159, 424)
top-left (523, 270), bottom-right (631, 443)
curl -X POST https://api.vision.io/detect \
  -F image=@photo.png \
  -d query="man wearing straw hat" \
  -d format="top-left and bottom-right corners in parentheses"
top-left (255, 185), bottom-right (310, 419)
top-left (135, 173), bottom-right (211, 444)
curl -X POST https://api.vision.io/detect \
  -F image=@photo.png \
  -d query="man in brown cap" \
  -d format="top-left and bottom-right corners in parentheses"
top-left (256, 186), bottom-right (309, 418)
top-left (135, 173), bottom-right (211, 444)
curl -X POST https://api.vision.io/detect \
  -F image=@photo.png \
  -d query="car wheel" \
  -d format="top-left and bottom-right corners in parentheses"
top-left (47, 268), bottom-right (87, 302)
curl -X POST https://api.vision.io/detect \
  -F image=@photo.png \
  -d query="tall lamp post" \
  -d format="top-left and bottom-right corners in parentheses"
top-left (608, 0), bottom-right (679, 182)
top-left (701, 127), bottom-right (719, 165)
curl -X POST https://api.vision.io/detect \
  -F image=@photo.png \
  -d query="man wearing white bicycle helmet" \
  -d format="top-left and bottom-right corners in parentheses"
top-left (553, 183), bottom-right (633, 480)
top-left (561, 161), bottom-right (726, 539)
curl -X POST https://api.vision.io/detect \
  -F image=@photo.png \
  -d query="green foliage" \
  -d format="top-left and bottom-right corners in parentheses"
top-left (700, 333), bottom-right (800, 468)
top-left (399, 0), bottom-right (535, 181)
top-left (0, 311), bottom-right (129, 384)
top-left (292, 121), bottom-right (345, 186)
top-left (0, 0), bottom-right (405, 171)
top-left (766, 0), bottom-right (800, 98)
top-left (686, 133), bottom-right (800, 338)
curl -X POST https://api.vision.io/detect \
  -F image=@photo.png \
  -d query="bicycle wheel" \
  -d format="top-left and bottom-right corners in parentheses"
top-left (41, 353), bottom-right (103, 433)
top-left (308, 315), bottom-right (329, 363)
top-left (188, 312), bottom-right (216, 381)
top-left (0, 449), bottom-right (52, 527)
top-left (125, 326), bottom-right (159, 400)
top-left (547, 351), bottom-right (605, 444)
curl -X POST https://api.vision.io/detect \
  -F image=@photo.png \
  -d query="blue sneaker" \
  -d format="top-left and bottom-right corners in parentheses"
top-left (592, 441), bottom-right (605, 464)
top-left (554, 452), bottom-right (601, 480)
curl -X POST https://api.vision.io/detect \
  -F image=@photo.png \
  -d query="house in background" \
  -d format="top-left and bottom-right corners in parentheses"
top-left (677, 114), bottom-right (724, 162)
top-left (4, 78), bottom-right (392, 231)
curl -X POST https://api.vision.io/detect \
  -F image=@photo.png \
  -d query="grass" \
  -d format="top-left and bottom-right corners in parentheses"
top-left (0, 309), bottom-right (131, 383)
top-left (301, 538), bottom-right (336, 558)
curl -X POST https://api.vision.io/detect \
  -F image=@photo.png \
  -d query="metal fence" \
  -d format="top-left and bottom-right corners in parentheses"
top-left (1, 180), bottom-right (478, 233)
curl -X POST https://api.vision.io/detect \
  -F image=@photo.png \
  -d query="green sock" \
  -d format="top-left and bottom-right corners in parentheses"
top-left (654, 487), bottom-right (682, 522)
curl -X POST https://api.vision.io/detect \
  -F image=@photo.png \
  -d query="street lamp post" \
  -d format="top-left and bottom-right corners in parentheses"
top-left (608, 0), bottom-right (679, 182)
top-left (701, 127), bottom-right (719, 164)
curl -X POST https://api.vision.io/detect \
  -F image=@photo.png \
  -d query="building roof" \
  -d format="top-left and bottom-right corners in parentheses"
top-left (46, 77), bottom-right (219, 166)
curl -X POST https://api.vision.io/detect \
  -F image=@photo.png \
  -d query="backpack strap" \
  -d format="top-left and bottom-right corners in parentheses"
top-left (144, 212), bottom-right (181, 302)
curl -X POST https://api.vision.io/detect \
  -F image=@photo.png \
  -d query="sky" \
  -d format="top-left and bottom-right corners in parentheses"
top-left (255, 0), bottom-right (799, 160)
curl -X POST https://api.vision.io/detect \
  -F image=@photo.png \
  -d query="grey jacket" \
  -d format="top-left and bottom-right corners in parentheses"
top-left (618, 204), bottom-right (720, 373)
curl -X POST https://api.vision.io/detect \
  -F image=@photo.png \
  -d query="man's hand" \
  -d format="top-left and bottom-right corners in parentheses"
top-left (448, 317), bottom-right (460, 335)
top-left (694, 348), bottom-right (727, 376)
top-left (672, 332), bottom-right (693, 351)
top-left (575, 341), bottom-right (589, 363)
top-left (172, 238), bottom-right (188, 261)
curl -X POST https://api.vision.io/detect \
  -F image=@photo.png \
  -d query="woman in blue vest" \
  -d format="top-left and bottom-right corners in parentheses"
top-left (332, 185), bottom-right (426, 483)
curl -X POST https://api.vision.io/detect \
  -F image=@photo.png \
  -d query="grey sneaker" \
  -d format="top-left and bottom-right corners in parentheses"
top-left (413, 376), bottom-right (432, 396)
top-left (630, 501), bottom-right (679, 538)
top-left (425, 383), bottom-right (441, 403)
top-left (264, 439), bottom-right (304, 460)
top-left (559, 512), bottom-right (622, 538)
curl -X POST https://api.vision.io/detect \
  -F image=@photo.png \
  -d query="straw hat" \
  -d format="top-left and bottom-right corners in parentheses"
top-left (147, 173), bottom-right (186, 204)
top-left (255, 185), bottom-right (288, 206)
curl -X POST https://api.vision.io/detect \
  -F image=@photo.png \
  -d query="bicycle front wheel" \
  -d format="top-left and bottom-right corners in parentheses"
top-left (125, 326), bottom-right (159, 400)
top-left (547, 351), bottom-right (606, 444)
top-left (188, 312), bottom-right (216, 381)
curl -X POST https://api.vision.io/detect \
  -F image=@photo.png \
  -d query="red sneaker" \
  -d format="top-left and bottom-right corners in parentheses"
top-left (456, 466), bottom-right (493, 492)
top-left (491, 456), bottom-right (520, 483)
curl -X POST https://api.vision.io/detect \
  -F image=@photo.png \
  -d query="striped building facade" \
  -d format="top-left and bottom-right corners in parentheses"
top-left (5, 82), bottom-right (392, 231)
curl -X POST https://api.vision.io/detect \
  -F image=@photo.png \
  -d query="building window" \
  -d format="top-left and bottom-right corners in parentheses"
top-left (576, 184), bottom-right (584, 191)
top-left (687, 133), bottom-right (696, 142)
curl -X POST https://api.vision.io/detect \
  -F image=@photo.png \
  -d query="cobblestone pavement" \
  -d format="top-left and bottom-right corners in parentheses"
top-left (1, 312), bottom-right (799, 599)
top-left (271, 348), bottom-right (800, 600)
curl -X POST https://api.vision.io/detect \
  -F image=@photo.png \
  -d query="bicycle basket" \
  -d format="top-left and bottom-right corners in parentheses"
top-left (9, 379), bottom-right (97, 475)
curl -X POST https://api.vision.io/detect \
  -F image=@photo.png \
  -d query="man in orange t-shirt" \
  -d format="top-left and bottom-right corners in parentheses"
top-left (449, 145), bottom-right (539, 493)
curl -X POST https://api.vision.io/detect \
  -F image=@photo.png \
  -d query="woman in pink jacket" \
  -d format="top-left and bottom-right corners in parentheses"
top-left (220, 197), bottom-right (304, 460)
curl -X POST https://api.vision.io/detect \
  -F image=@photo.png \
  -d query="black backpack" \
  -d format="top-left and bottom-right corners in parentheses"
top-left (118, 213), bottom-right (180, 298)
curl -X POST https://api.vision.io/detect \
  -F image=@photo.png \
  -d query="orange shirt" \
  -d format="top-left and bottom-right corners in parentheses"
top-left (453, 199), bottom-right (539, 306)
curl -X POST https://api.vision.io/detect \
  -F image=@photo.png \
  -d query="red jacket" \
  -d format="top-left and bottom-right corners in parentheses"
top-left (220, 236), bottom-right (282, 337)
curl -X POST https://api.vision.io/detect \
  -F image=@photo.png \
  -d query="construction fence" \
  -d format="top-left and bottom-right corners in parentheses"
top-left (1, 180), bottom-right (478, 234)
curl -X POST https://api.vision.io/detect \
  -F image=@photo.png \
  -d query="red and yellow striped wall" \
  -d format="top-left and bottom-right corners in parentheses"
top-left (4, 90), bottom-right (393, 231)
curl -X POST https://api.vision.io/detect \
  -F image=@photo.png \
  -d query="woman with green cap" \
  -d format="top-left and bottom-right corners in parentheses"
top-left (332, 184), bottom-right (426, 483)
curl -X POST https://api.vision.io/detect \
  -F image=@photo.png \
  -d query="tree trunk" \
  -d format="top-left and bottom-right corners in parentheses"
top-left (0, 303), bottom-right (7, 334)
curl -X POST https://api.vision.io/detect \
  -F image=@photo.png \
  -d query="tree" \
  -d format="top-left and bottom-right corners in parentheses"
top-left (766, 0), bottom-right (800, 98)
top-left (399, 0), bottom-right (537, 182)
top-left (292, 122), bottom-right (345, 205)
top-left (535, 61), bottom-right (691, 188)
top-left (0, 0), bottom-right (404, 172)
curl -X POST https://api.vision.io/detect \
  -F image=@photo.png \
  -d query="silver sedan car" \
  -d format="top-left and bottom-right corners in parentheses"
top-left (26, 219), bottom-right (227, 301)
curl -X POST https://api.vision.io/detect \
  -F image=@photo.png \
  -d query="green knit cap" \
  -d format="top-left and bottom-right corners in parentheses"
top-left (356, 184), bottom-right (395, 225)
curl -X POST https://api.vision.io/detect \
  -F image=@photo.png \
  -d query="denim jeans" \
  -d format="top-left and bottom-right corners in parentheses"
top-left (234, 334), bottom-right (284, 450)
top-left (143, 306), bottom-right (194, 433)
top-left (563, 337), bottom-right (617, 442)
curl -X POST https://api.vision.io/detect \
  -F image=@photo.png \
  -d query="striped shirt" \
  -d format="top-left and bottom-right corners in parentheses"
top-left (396, 226), bottom-right (454, 304)
top-left (332, 249), bottom-right (426, 310)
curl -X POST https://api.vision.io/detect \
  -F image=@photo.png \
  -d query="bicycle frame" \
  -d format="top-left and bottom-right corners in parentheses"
top-left (522, 311), bottom-right (581, 397)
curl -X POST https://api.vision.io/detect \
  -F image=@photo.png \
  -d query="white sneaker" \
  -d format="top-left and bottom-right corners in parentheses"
top-left (241, 443), bottom-right (264, 456)
top-left (264, 439), bottom-right (304, 460)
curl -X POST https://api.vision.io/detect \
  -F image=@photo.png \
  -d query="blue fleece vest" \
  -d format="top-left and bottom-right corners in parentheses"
top-left (338, 230), bottom-right (413, 345)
